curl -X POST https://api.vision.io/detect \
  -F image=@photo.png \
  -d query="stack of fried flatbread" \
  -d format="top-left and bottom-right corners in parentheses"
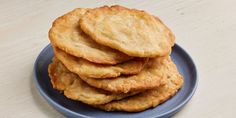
top-left (48, 5), bottom-right (184, 112)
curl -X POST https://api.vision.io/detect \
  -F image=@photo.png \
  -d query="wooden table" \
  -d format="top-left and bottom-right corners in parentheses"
top-left (1, 0), bottom-right (236, 117)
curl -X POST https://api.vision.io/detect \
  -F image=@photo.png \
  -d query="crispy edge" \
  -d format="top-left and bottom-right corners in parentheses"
top-left (54, 47), bottom-right (148, 78)
top-left (48, 59), bottom-right (58, 90)
top-left (48, 58), bottom-right (75, 91)
top-left (80, 75), bottom-right (165, 93)
top-left (154, 16), bottom-right (175, 47)
top-left (63, 79), bottom-right (139, 105)
top-left (94, 59), bottom-right (184, 112)
top-left (79, 58), bottom-right (168, 93)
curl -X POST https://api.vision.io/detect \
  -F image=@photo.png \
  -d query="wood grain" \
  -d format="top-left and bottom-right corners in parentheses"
top-left (0, 0), bottom-right (236, 117)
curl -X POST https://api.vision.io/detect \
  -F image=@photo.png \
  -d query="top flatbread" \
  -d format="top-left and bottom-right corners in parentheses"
top-left (80, 5), bottom-right (173, 57)
top-left (49, 8), bottom-right (131, 64)
top-left (154, 17), bottom-right (175, 47)
top-left (79, 57), bottom-right (171, 93)
top-left (95, 57), bottom-right (184, 112)
top-left (48, 58), bottom-right (138, 105)
top-left (54, 47), bottom-right (148, 78)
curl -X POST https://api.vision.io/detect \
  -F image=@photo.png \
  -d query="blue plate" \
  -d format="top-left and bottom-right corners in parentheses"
top-left (34, 44), bottom-right (197, 118)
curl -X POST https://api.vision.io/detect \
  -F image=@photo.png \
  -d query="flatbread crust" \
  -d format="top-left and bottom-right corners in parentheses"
top-left (48, 58), bottom-right (138, 105)
top-left (80, 5), bottom-right (173, 57)
top-left (54, 47), bottom-right (148, 78)
top-left (95, 57), bottom-right (184, 112)
top-left (49, 8), bottom-right (131, 64)
top-left (79, 57), bottom-right (171, 93)
top-left (154, 16), bottom-right (175, 47)
top-left (48, 58), bottom-right (75, 91)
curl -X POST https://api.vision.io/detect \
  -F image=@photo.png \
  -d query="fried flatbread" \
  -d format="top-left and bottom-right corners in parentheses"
top-left (95, 57), bottom-right (184, 112)
top-left (79, 57), bottom-right (171, 93)
top-left (48, 58), bottom-right (75, 91)
top-left (48, 58), bottom-right (139, 105)
top-left (54, 47), bottom-right (148, 78)
top-left (154, 16), bottom-right (175, 47)
top-left (49, 8), bottom-right (131, 64)
top-left (80, 5), bottom-right (173, 57)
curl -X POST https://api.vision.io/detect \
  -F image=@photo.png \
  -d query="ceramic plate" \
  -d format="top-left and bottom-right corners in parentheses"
top-left (34, 44), bottom-right (198, 118)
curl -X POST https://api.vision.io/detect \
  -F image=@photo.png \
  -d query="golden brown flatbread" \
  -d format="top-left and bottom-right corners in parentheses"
top-left (80, 5), bottom-right (173, 57)
top-left (154, 16), bottom-right (175, 47)
top-left (79, 57), bottom-right (170, 93)
top-left (48, 58), bottom-right (75, 91)
top-left (48, 58), bottom-right (139, 105)
top-left (95, 57), bottom-right (184, 112)
top-left (49, 8), bottom-right (131, 64)
top-left (54, 47), bottom-right (148, 78)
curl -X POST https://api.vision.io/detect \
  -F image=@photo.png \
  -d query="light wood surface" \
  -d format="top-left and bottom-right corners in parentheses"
top-left (1, 0), bottom-right (236, 117)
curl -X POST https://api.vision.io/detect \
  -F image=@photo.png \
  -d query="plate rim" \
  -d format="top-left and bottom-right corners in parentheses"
top-left (33, 44), bottom-right (198, 118)
top-left (34, 44), bottom-right (89, 118)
